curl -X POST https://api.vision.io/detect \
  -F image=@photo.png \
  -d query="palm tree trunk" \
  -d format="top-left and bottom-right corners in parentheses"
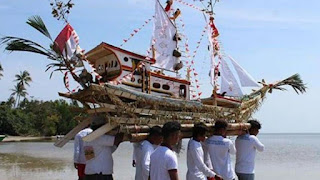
top-left (15, 94), bottom-right (18, 108)
top-left (18, 95), bottom-right (21, 107)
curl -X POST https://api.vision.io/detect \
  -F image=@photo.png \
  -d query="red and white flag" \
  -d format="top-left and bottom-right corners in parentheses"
top-left (54, 24), bottom-right (81, 59)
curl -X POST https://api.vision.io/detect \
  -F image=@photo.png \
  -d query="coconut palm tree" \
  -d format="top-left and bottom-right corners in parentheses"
top-left (0, 63), bottom-right (3, 79)
top-left (14, 70), bottom-right (32, 88)
top-left (0, 15), bottom-right (86, 88)
top-left (6, 96), bottom-right (16, 107)
top-left (11, 84), bottom-right (28, 107)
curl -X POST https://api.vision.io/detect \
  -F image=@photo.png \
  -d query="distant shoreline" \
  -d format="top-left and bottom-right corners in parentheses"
top-left (1, 136), bottom-right (58, 142)
top-left (260, 132), bottom-right (320, 135)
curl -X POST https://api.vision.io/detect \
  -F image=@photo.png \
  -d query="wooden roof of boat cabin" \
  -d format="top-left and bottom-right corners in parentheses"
top-left (85, 42), bottom-right (156, 64)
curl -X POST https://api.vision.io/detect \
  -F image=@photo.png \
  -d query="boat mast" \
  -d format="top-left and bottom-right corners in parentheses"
top-left (208, 0), bottom-right (218, 105)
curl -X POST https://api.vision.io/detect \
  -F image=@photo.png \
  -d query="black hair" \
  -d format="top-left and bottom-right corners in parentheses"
top-left (214, 120), bottom-right (228, 131)
top-left (162, 121), bottom-right (181, 139)
top-left (248, 120), bottom-right (261, 129)
top-left (90, 115), bottom-right (106, 131)
top-left (149, 125), bottom-right (162, 137)
top-left (192, 122), bottom-right (208, 138)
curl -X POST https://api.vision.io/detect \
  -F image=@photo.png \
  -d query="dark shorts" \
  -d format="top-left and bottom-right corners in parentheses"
top-left (236, 173), bottom-right (254, 180)
top-left (85, 174), bottom-right (113, 180)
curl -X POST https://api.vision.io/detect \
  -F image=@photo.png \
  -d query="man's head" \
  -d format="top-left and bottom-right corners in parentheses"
top-left (90, 115), bottom-right (106, 131)
top-left (148, 125), bottom-right (163, 145)
top-left (192, 122), bottom-right (208, 142)
top-left (248, 120), bottom-right (261, 136)
top-left (214, 120), bottom-right (228, 137)
top-left (162, 121), bottom-right (181, 146)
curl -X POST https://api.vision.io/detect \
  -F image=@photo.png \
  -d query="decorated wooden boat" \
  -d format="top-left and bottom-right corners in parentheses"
top-left (0, 0), bottom-right (306, 147)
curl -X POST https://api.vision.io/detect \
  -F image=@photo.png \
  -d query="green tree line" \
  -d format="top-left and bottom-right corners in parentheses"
top-left (0, 99), bottom-right (80, 136)
top-left (0, 62), bottom-right (80, 136)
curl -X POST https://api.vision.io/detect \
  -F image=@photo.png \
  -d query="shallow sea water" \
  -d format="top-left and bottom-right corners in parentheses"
top-left (0, 134), bottom-right (319, 180)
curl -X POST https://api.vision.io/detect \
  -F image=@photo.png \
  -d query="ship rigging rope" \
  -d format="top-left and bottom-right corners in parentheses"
top-left (119, 16), bottom-right (154, 47)
top-left (174, 0), bottom-right (204, 12)
top-left (176, 15), bottom-right (202, 100)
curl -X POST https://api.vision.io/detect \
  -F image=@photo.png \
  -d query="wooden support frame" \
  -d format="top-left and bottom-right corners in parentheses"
top-left (54, 117), bottom-right (92, 147)
top-left (82, 123), bottom-right (118, 142)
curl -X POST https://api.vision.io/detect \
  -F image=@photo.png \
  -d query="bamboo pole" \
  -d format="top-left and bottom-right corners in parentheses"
top-left (81, 122), bottom-right (250, 142)
top-left (120, 123), bottom-right (250, 133)
top-left (128, 129), bottom-right (247, 142)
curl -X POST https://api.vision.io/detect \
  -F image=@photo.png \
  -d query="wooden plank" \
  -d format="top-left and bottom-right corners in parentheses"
top-left (54, 117), bottom-right (92, 148)
top-left (82, 123), bottom-right (118, 142)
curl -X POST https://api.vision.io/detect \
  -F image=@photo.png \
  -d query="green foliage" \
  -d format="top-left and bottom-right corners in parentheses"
top-left (27, 15), bottom-right (52, 40)
top-left (0, 99), bottom-right (81, 136)
top-left (15, 70), bottom-right (32, 87)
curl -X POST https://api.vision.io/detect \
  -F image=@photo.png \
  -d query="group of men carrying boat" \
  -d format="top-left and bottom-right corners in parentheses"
top-left (74, 118), bottom-right (264, 180)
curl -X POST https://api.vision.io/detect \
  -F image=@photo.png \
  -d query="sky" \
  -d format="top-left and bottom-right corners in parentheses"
top-left (0, 0), bottom-right (319, 133)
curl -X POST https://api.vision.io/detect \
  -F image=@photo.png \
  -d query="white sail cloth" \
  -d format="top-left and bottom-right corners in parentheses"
top-left (228, 56), bottom-right (260, 87)
top-left (152, 0), bottom-right (177, 71)
top-left (220, 57), bottom-right (243, 97)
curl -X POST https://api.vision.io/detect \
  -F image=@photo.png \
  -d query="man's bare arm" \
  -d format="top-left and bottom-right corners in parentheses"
top-left (168, 169), bottom-right (179, 180)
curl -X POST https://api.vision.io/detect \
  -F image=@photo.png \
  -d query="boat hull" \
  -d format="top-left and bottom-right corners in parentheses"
top-left (0, 135), bottom-right (6, 142)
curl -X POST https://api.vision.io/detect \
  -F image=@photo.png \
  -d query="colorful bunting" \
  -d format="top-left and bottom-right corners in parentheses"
top-left (120, 16), bottom-right (153, 47)
top-left (175, 0), bottom-right (203, 12)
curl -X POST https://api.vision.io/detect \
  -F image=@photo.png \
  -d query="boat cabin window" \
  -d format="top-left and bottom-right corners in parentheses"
top-left (111, 61), bottom-right (114, 67)
top-left (124, 57), bottom-right (129, 62)
top-left (98, 64), bottom-right (103, 71)
top-left (153, 83), bottom-right (161, 89)
top-left (162, 84), bottom-right (170, 90)
top-left (114, 61), bottom-right (118, 67)
top-left (179, 85), bottom-right (186, 98)
top-left (131, 77), bottom-right (135, 82)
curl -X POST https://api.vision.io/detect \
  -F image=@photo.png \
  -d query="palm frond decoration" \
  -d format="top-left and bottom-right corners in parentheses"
top-left (0, 36), bottom-right (58, 60)
top-left (251, 73), bottom-right (307, 98)
top-left (0, 15), bottom-right (87, 88)
top-left (270, 74), bottom-right (307, 94)
top-left (26, 15), bottom-right (52, 41)
top-left (0, 62), bottom-right (3, 79)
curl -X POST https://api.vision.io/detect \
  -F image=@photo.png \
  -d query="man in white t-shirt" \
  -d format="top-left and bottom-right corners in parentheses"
top-left (150, 121), bottom-right (181, 180)
top-left (235, 120), bottom-right (265, 180)
top-left (74, 126), bottom-right (93, 180)
top-left (187, 122), bottom-right (222, 180)
top-left (83, 116), bottom-right (123, 180)
top-left (204, 120), bottom-right (236, 180)
top-left (135, 126), bottom-right (163, 180)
